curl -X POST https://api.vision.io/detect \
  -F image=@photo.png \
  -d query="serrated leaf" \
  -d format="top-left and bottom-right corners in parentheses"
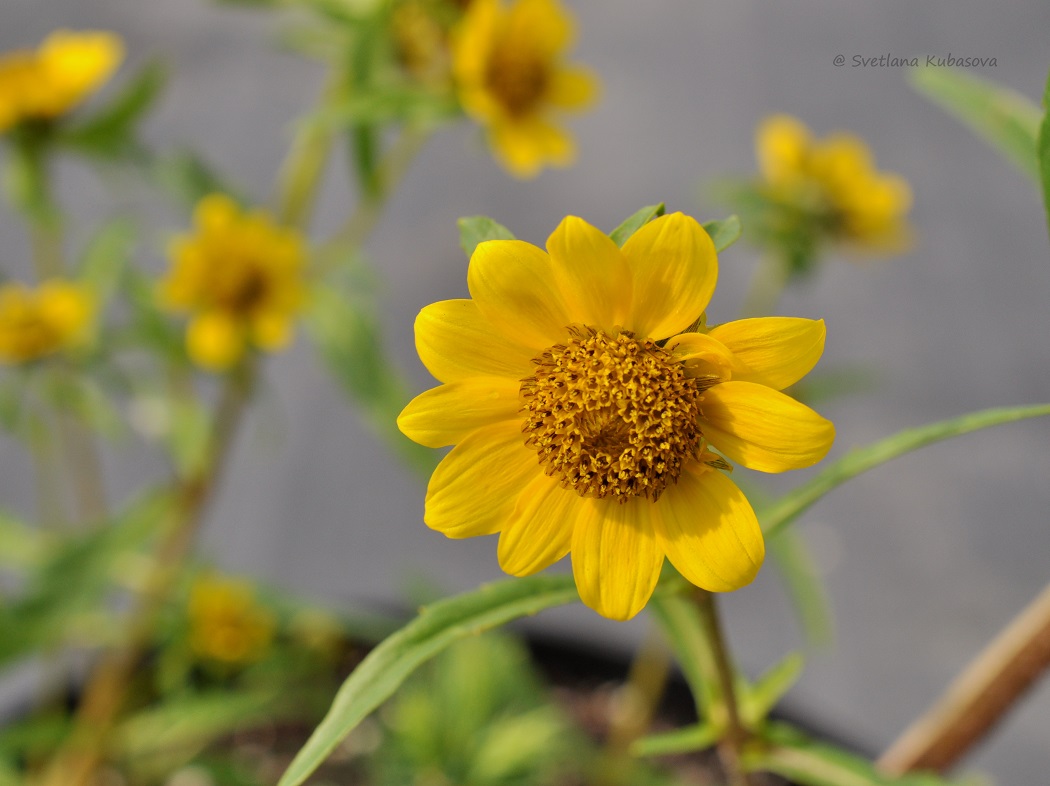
top-left (740, 652), bottom-right (805, 726)
top-left (277, 574), bottom-right (583, 786)
top-left (702, 214), bottom-right (742, 252)
top-left (630, 722), bottom-right (720, 758)
top-left (1038, 65), bottom-right (1050, 245)
top-left (910, 67), bottom-right (1041, 182)
top-left (458, 215), bottom-right (516, 258)
top-left (763, 403), bottom-right (1050, 540)
top-left (609, 203), bottom-right (665, 246)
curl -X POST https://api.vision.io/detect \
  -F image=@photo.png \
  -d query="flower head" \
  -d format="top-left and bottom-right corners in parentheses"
top-left (452, 0), bottom-right (597, 178)
top-left (0, 30), bottom-right (123, 132)
top-left (399, 212), bottom-right (835, 620)
top-left (160, 194), bottom-right (307, 371)
top-left (756, 114), bottom-right (912, 251)
top-left (0, 280), bottom-right (94, 364)
top-left (187, 574), bottom-right (276, 666)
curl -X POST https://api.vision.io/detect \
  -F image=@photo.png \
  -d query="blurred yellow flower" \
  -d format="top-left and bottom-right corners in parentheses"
top-left (398, 213), bottom-right (835, 620)
top-left (0, 30), bottom-right (123, 132)
top-left (0, 280), bottom-right (93, 364)
top-left (160, 194), bottom-right (307, 371)
top-left (756, 114), bottom-right (912, 251)
top-left (188, 575), bottom-right (276, 665)
top-left (452, 0), bottom-right (597, 178)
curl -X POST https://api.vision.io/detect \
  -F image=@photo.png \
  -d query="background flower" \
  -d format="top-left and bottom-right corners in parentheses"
top-left (0, 279), bottom-right (93, 364)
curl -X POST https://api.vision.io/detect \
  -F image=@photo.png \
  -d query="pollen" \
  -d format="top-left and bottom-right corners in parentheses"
top-left (520, 326), bottom-right (703, 502)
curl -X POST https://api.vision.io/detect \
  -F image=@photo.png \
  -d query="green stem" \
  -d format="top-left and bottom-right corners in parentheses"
top-left (693, 589), bottom-right (752, 786)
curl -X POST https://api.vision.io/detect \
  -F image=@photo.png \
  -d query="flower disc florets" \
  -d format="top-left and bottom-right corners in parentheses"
top-left (520, 325), bottom-right (702, 502)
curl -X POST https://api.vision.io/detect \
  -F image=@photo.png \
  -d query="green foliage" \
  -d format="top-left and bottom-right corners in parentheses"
top-left (702, 214), bottom-right (743, 252)
top-left (910, 66), bottom-right (1042, 183)
top-left (609, 203), bottom-right (666, 246)
top-left (1038, 65), bottom-right (1050, 243)
top-left (458, 215), bottom-right (516, 257)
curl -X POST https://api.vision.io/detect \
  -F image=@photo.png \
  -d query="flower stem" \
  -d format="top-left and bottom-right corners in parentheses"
top-left (879, 580), bottom-right (1050, 775)
top-left (693, 589), bottom-right (752, 786)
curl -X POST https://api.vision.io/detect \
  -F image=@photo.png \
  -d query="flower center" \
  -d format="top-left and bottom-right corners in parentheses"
top-left (215, 264), bottom-right (268, 313)
top-left (520, 326), bottom-right (703, 502)
top-left (485, 44), bottom-right (549, 117)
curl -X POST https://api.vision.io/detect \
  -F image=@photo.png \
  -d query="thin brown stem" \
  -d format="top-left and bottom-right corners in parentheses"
top-left (879, 581), bottom-right (1050, 775)
top-left (694, 589), bottom-right (752, 786)
top-left (35, 360), bottom-right (256, 786)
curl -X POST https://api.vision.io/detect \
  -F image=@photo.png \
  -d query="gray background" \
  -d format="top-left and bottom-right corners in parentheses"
top-left (2, 1), bottom-right (1049, 783)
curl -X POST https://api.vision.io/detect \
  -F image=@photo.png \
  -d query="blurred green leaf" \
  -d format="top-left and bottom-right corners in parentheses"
top-left (1038, 65), bottom-right (1050, 244)
top-left (746, 723), bottom-right (979, 786)
top-left (763, 403), bottom-right (1050, 541)
top-left (703, 214), bottom-right (743, 252)
top-left (277, 574), bottom-right (586, 786)
top-left (740, 652), bottom-right (805, 726)
top-left (166, 396), bottom-right (213, 478)
top-left (630, 723), bottom-right (720, 758)
top-left (609, 203), bottom-right (665, 246)
top-left (77, 218), bottom-right (137, 307)
top-left (458, 215), bottom-right (516, 258)
top-left (647, 593), bottom-right (720, 722)
top-left (305, 282), bottom-right (437, 475)
top-left (320, 87), bottom-right (461, 128)
top-left (911, 67), bottom-right (1041, 182)
top-left (59, 60), bottom-right (167, 160)
top-left (0, 509), bottom-right (52, 569)
top-left (3, 131), bottom-right (57, 223)
top-left (766, 527), bottom-right (834, 646)
top-left (150, 149), bottom-right (241, 211)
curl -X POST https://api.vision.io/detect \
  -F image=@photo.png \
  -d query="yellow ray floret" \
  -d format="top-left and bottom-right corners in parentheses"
top-left (452, 0), bottom-right (598, 178)
top-left (399, 212), bottom-right (835, 621)
top-left (188, 575), bottom-right (276, 665)
top-left (160, 194), bottom-right (307, 371)
top-left (0, 280), bottom-right (94, 364)
top-left (0, 30), bottom-right (123, 132)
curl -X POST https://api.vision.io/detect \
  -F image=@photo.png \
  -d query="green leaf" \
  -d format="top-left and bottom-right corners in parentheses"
top-left (746, 723), bottom-right (974, 786)
top-left (767, 528), bottom-right (834, 646)
top-left (149, 149), bottom-right (240, 211)
top-left (59, 60), bottom-right (167, 160)
top-left (702, 215), bottom-right (743, 252)
top-left (277, 574), bottom-right (584, 786)
top-left (910, 67), bottom-right (1041, 182)
top-left (630, 723), bottom-right (720, 758)
top-left (458, 215), bottom-right (516, 258)
top-left (740, 652), bottom-right (805, 726)
top-left (1038, 65), bottom-right (1050, 244)
top-left (77, 218), bottom-right (137, 307)
top-left (647, 593), bottom-right (720, 721)
top-left (763, 403), bottom-right (1050, 540)
top-left (609, 203), bottom-right (665, 246)
top-left (0, 510), bottom-right (52, 569)
top-left (304, 281), bottom-right (437, 476)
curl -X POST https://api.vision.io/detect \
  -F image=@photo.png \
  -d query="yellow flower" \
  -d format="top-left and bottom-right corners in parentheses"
top-left (452, 0), bottom-right (597, 178)
top-left (160, 194), bottom-right (307, 371)
top-left (0, 31), bottom-right (123, 132)
top-left (398, 213), bottom-right (835, 620)
top-left (188, 575), bottom-right (276, 665)
top-left (756, 114), bottom-right (912, 251)
top-left (0, 280), bottom-right (94, 364)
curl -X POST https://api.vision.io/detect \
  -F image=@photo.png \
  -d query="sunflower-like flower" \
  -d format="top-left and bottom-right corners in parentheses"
top-left (0, 280), bottom-right (94, 364)
top-left (187, 575), bottom-right (276, 666)
top-left (0, 30), bottom-right (123, 133)
top-left (398, 212), bottom-right (835, 620)
top-left (160, 194), bottom-right (307, 371)
top-left (756, 114), bottom-right (912, 251)
top-left (452, 0), bottom-right (597, 178)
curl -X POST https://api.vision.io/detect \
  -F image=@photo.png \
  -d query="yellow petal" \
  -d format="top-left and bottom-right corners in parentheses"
top-left (654, 466), bottom-right (764, 592)
top-left (425, 422), bottom-right (538, 539)
top-left (467, 239), bottom-right (573, 347)
top-left (497, 473), bottom-right (575, 576)
top-left (187, 312), bottom-right (244, 371)
top-left (505, 0), bottom-right (573, 58)
top-left (414, 299), bottom-right (536, 383)
top-left (488, 116), bottom-right (575, 178)
top-left (708, 317), bottom-right (825, 390)
top-left (546, 215), bottom-right (631, 331)
top-left (700, 381), bottom-right (835, 472)
top-left (666, 331), bottom-right (734, 382)
top-left (571, 497), bottom-right (664, 621)
top-left (546, 67), bottom-right (598, 110)
top-left (756, 114), bottom-right (811, 184)
top-left (398, 377), bottom-right (522, 448)
top-left (620, 213), bottom-right (717, 340)
top-left (250, 312), bottom-right (293, 351)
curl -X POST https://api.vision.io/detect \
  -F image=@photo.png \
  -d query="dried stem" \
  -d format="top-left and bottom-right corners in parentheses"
top-left (694, 589), bottom-right (752, 786)
top-left (879, 580), bottom-right (1050, 775)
